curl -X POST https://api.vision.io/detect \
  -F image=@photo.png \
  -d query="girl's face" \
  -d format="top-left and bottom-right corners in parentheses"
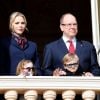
top-left (22, 62), bottom-right (34, 76)
top-left (12, 16), bottom-right (26, 36)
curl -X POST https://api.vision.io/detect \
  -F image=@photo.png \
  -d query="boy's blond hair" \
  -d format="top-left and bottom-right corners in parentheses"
top-left (62, 53), bottom-right (79, 66)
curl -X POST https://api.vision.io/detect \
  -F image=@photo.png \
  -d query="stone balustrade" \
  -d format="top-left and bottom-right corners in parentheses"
top-left (0, 76), bottom-right (100, 100)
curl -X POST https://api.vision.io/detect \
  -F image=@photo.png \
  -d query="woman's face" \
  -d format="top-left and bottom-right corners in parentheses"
top-left (12, 16), bottom-right (26, 36)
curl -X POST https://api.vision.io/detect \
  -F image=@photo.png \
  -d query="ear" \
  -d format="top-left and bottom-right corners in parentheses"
top-left (60, 24), bottom-right (64, 32)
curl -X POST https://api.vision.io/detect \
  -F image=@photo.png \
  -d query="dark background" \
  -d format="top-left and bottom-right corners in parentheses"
top-left (0, 0), bottom-right (92, 63)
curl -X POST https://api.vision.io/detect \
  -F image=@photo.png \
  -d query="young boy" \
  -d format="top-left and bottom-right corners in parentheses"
top-left (62, 53), bottom-right (79, 76)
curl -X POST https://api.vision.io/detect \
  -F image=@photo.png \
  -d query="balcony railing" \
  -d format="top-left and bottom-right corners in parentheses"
top-left (0, 76), bottom-right (100, 100)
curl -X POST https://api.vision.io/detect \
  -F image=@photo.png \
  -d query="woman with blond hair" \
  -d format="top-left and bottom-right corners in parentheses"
top-left (0, 12), bottom-right (41, 75)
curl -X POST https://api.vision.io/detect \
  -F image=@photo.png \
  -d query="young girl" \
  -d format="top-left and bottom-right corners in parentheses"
top-left (16, 59), bottom-right (36, 76)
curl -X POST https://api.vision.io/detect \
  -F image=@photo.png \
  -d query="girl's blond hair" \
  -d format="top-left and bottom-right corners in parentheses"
top-left (16, 59), bottom-right (35, 75)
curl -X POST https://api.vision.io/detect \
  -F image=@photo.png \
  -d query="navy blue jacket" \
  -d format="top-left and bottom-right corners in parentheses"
top-left (42, 38), bottom-right (100, 76)
top-left (0, 36), bottom-right (41, 75)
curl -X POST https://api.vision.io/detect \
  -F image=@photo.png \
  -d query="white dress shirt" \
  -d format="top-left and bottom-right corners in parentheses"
top-left (62, 35), bottom-right (76, 50)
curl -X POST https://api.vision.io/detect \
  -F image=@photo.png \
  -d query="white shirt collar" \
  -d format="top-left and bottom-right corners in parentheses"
top-left (62, 35), bottom-right (76, 43)
top-left (62, 35), bottom-right (77, 49)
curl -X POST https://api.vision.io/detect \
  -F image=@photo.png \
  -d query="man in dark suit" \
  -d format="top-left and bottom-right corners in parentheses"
top-left (42, 13), bottom-right (100, 76)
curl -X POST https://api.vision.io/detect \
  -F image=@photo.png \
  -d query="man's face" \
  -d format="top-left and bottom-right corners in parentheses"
top-left (60, 14), bottom-right (78, 39)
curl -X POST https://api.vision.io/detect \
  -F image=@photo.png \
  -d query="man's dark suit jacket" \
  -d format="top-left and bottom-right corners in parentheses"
top-left (42, 38), bottom-right (100, 76)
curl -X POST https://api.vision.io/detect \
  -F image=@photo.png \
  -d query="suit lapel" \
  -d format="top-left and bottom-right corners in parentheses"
top-left (76, 40), bottom-right (83, 55)
top-left (57, 38), bottom-right (69, 55)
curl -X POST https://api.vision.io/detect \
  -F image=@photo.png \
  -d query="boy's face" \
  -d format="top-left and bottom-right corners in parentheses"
top-left (64, 60), bottom-right (79, 73)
